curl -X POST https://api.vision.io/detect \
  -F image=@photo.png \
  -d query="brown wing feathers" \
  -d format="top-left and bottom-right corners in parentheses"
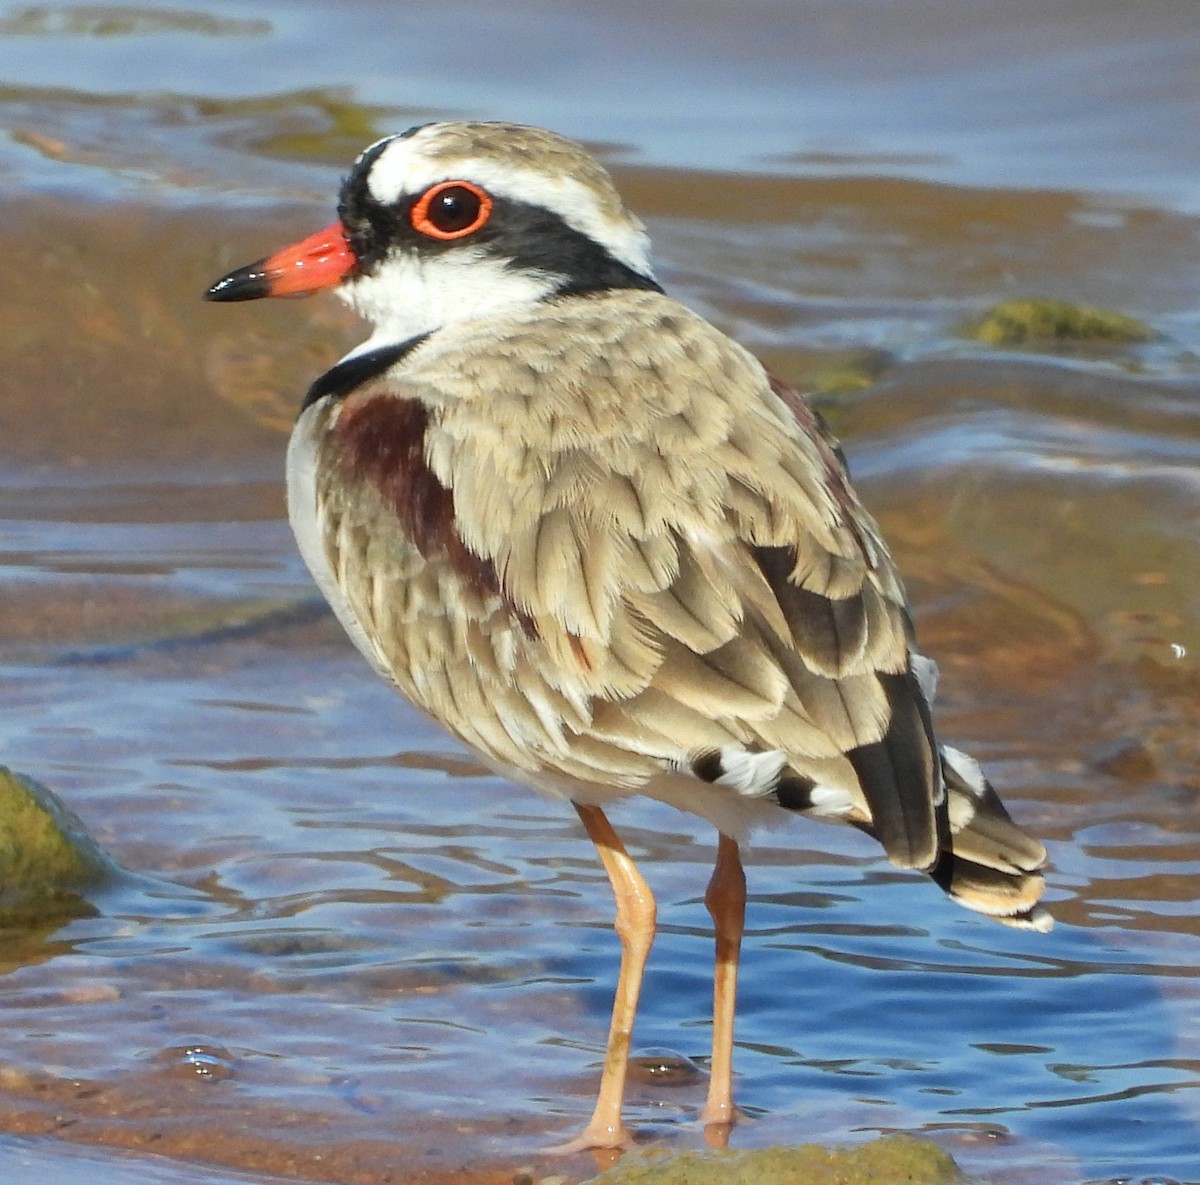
top-left (334, 392), bottom-right (504, 604)
top-left (745, 536), bottom-right (943, 870)
top-left (312, 291), bottom-right (1046, 928)
top-left (843, 671), bottom-right (942, 869)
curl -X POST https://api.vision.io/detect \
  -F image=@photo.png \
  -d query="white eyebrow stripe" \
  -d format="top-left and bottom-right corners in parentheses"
top-left (363, 144), bottom-right (654, 278)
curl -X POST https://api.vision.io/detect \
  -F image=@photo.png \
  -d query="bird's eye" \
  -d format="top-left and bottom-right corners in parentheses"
top-left (410, 181), bottom-right (493, 240)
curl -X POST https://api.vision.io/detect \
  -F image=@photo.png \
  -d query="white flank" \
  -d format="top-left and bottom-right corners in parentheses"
top-left (942, 744), bottom-right (987, 799)
top-left (286, 402), bottom-right (395, 683)
top-left (910, 650), bottom-right (940, 705)
top-left (807, 785), bottom-right (854, 817)
top-left (714, 747), bottom-right (787, 797)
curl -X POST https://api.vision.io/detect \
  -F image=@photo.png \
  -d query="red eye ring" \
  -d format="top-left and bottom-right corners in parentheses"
top-left (410, 180), bottom-right (493, 240)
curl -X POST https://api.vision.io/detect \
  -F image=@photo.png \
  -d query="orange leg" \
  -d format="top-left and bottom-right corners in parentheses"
top-left (700, 831), bottom-right (745, 1139)
top-left (549, 802), bottom-right (657, 1153)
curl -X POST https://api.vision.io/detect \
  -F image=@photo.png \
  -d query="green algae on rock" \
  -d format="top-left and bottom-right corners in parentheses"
top-left (585, 1134), bottom-right (960, 1185)
top-left (807, 347), bottom-right (893, 399)
top-left (964, 298), bottom-right (1152, 347)
top-left (0, 766), bottom-right (119, 924)
top-left (193, 88), bottom-right (406, 165)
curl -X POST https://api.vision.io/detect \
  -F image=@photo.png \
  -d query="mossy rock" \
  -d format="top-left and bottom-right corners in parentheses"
top-left (0, 766), bottom-right (119, 925)
top-left (807, 348), bottom-right (893, 398)
top-left (964, 298), bottom-right (1152, 347)
top-left (587, 1133), bottom-right (960, 1185)
top-left (192, 88), bottom-right (398, 163)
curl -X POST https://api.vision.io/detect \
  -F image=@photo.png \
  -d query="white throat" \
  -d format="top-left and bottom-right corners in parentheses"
top-left (338, 247), bottom-right (560, 353)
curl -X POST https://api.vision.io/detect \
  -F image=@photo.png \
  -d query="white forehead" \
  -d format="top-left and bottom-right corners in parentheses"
top-left (357, 125), bottom-right (654, 277)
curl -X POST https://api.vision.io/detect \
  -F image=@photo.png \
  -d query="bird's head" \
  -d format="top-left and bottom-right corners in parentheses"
top-left (204, 121), bottom-right (660, 343)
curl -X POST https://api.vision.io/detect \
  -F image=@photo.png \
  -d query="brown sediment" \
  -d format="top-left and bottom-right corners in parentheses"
top-left (0, 1062), bottom-right (531, 1185)
top-left (0, 197), bottom-right (357, 472)
top-left (0, 1060), bottom-right (969, 1185)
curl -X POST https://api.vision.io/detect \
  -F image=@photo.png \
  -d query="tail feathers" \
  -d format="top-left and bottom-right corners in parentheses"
top-left (934, 853), bottom-right (1051, 932)
top-left (934, 745), bottom-right (1052, 932)
top-left (680, 736), bottom-right (1052, 931)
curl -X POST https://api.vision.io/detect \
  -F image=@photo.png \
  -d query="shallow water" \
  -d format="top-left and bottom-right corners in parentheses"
top-left (1, 3), bottom-right (1200, 1183)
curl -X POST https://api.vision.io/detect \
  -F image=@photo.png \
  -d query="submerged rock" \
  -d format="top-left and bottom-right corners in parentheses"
top-left (963, 298), bottom-right (1152, 346)
top-left (586, 1133), bottom-right (960, 1185)
top-left (807, 347), bottom-right (893, 398)
top-left (0, 766), bottom-right (119, 925)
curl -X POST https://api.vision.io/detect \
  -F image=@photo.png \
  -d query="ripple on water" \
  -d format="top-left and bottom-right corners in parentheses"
top-left (1, 3), bottom-right (1200, 1182)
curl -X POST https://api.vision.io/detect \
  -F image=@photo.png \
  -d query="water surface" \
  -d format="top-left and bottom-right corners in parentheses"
top-left (1, 3), bottom-right (1199, 1183)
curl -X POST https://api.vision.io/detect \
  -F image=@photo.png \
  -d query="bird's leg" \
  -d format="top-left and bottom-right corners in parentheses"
top-left (549, 802), bottom-right (657, 1154)
top-left (700, 831), bottom-right (745, 1141)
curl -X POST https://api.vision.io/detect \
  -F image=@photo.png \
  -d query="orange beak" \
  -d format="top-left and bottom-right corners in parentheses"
top-left (204, 223), bottom-right (356, 302)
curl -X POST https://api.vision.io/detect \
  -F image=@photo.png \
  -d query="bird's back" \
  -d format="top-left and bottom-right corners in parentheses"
top-left (296, 292), bottom-right (964, 862)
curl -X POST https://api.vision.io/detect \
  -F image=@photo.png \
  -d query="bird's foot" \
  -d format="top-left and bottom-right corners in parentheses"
top-left (702, 1119), bottom-right (734, 1150)
top-left (543, 1120), bottom-right (635, 1156)
top-left (699, 1099), bottom-right (748, 1149)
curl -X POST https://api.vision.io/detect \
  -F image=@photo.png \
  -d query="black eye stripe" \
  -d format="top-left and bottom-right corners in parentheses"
top-left (336, 156), bottom-right (660, 297)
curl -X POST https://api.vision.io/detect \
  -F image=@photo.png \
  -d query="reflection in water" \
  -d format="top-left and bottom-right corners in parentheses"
top-left (0, 3), bottom-right (1199, 1183)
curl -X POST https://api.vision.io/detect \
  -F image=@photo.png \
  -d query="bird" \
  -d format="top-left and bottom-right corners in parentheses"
top-left (204, 120), bottom-right (1051, 1152)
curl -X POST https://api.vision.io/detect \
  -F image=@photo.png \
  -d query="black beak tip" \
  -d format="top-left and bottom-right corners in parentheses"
top-left (204, 261), bottom-right (270, 303)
